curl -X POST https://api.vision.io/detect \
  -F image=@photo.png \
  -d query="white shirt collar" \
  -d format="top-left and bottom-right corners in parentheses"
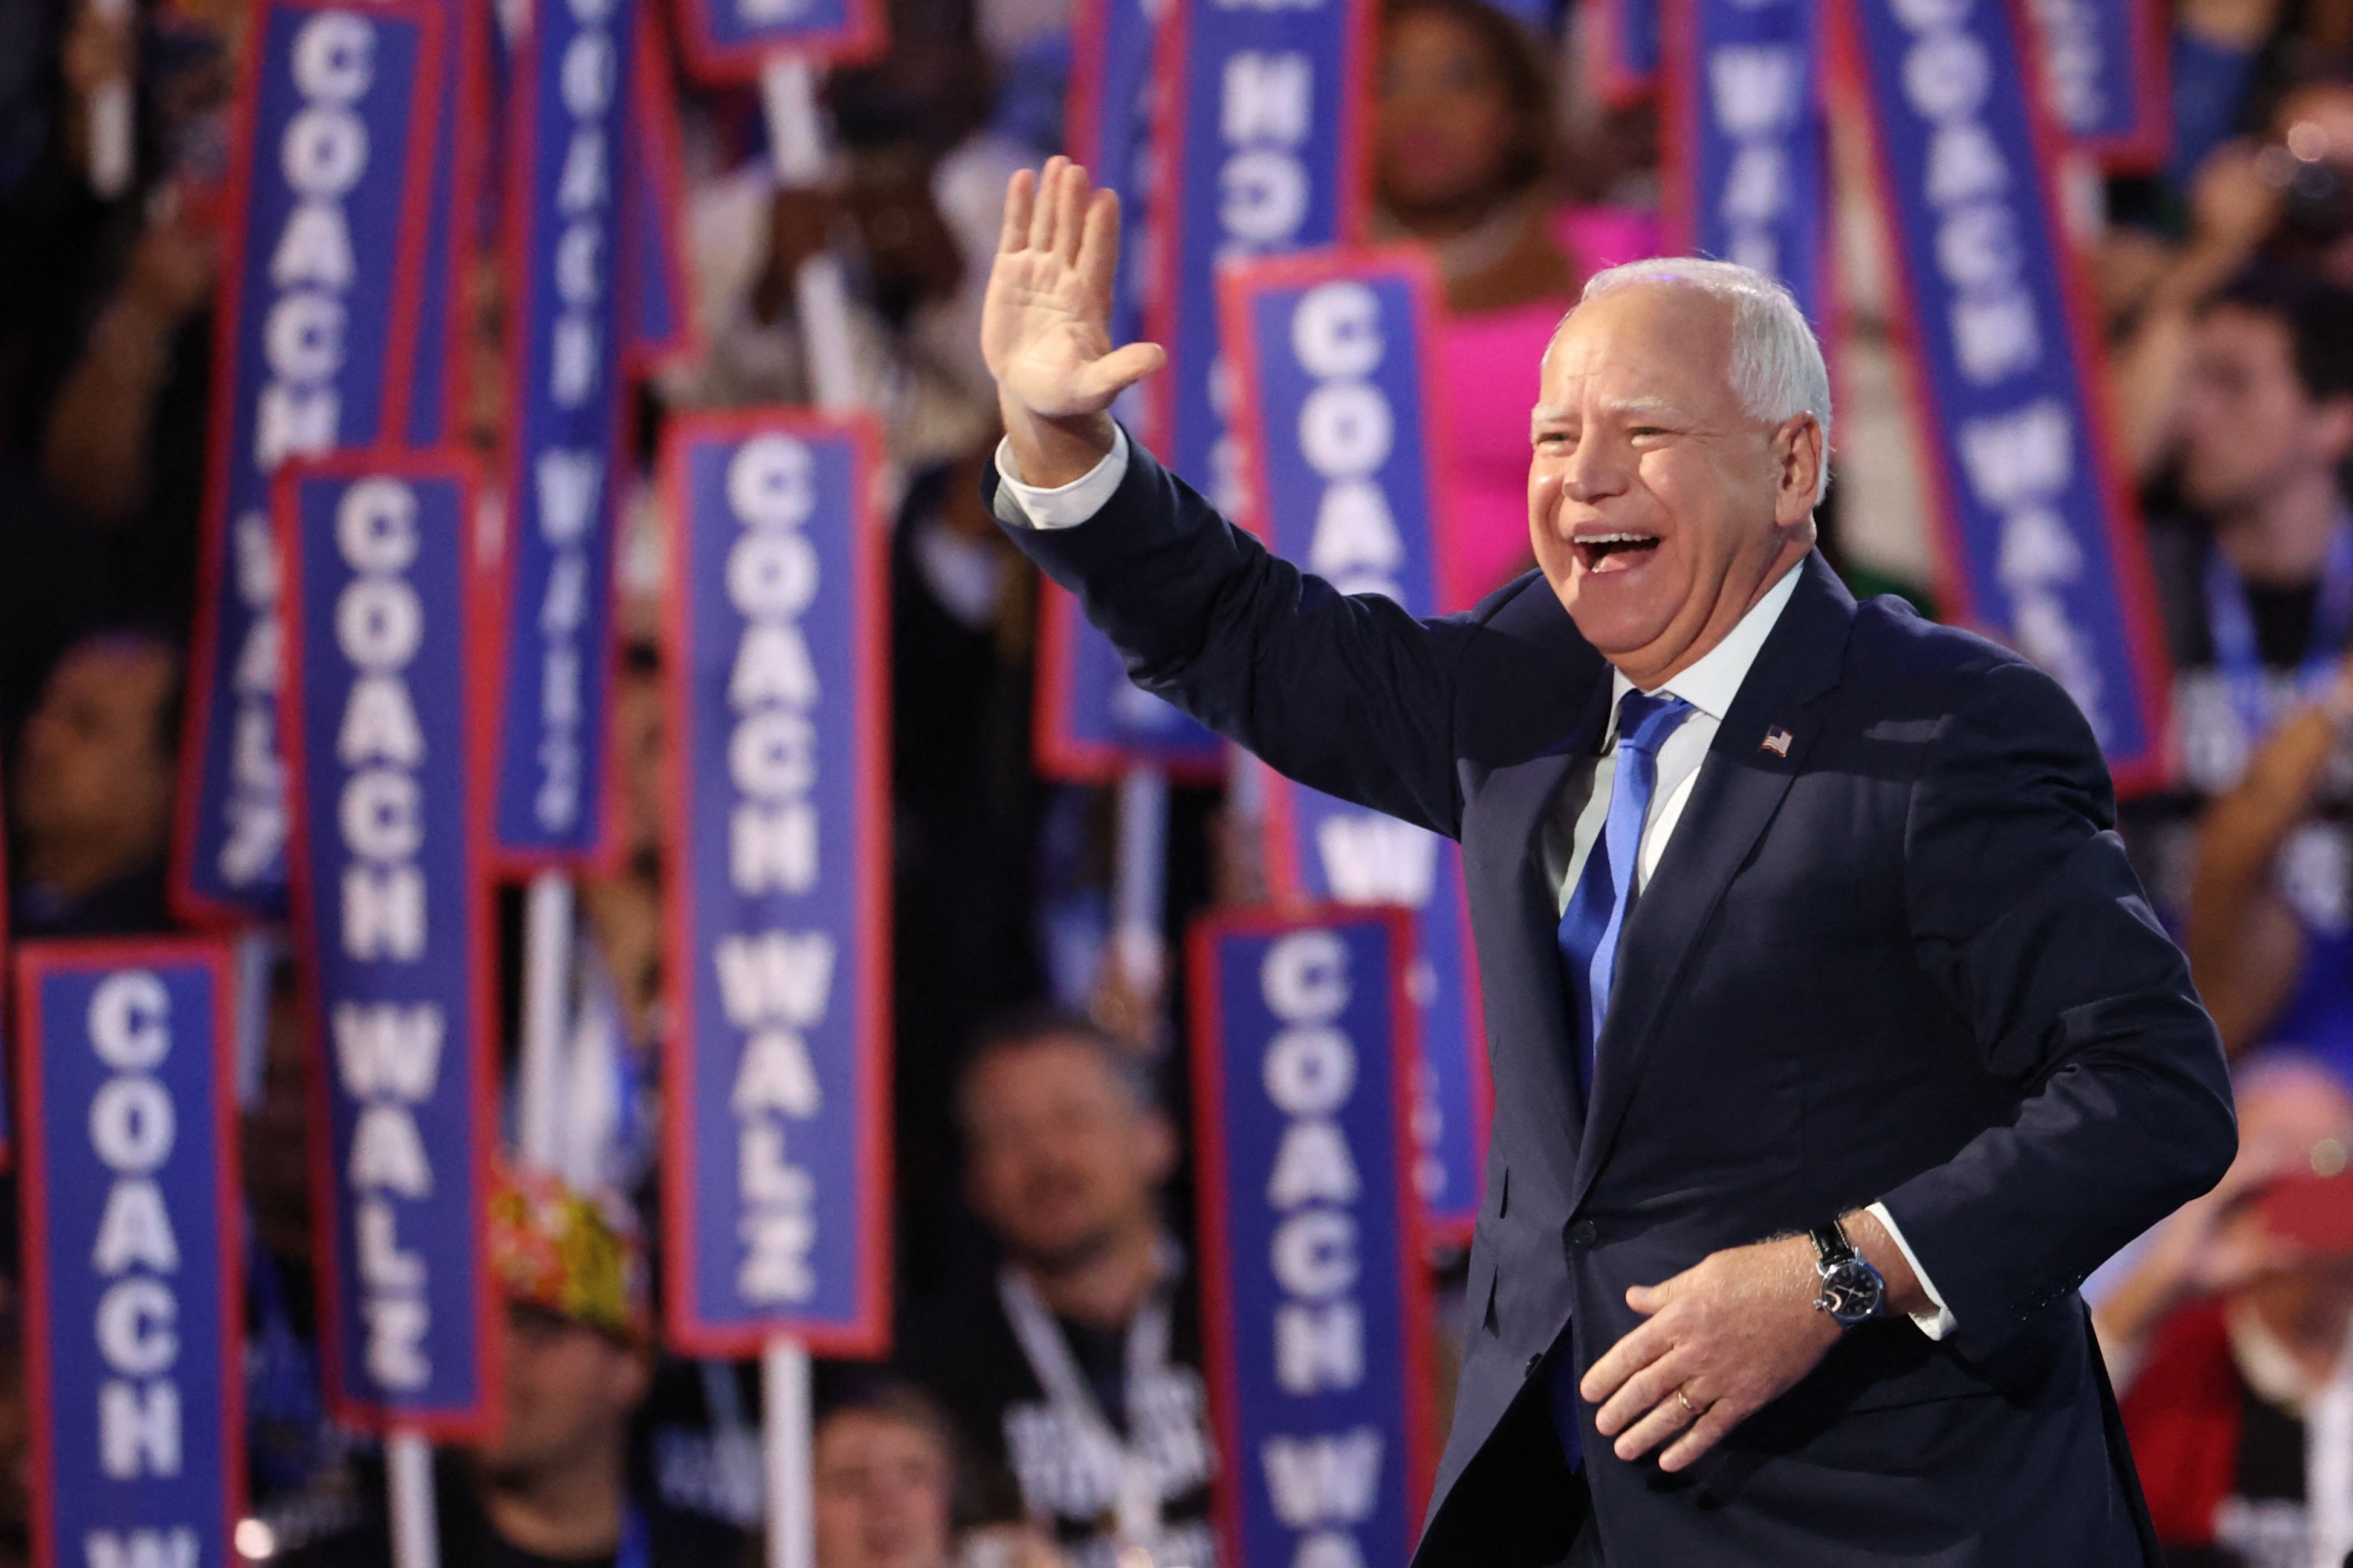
top-left (1608, 560), bottom-right (1805, 727)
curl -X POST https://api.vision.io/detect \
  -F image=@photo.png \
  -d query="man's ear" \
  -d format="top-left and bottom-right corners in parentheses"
top-left (1773, 414), bottom-right (1825, 528)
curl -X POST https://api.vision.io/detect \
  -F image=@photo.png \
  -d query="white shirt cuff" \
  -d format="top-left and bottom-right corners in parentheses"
top-left (1868, 1201), bottom-right (1958, 1341)
top-left (992, 426), bottom-right (1131, 530)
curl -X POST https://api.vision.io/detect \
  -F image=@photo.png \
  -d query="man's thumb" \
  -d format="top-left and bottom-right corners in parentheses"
top-left (1079, 341), bottom-right (1168, 402)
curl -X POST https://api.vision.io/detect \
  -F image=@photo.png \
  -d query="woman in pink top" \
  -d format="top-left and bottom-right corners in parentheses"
top-left (1373, 0), bottom-right (1658, 608)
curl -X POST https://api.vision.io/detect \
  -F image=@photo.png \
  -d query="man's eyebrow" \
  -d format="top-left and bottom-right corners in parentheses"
top-left (1529, 396), bottom-right (1695, 427)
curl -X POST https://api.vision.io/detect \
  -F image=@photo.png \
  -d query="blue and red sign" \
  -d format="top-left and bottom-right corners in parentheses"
top-left (1189, 907), bottom-right (1435, 1568)
top-left (1840, 0), bottom-right (2170, 792)
top-left (1221, 247), bottom-right (1489, 1242)
top-left (1148, 0), bottom-right (1372, 504)
top-left (492, 0), bottom-right (641, 867)
top-left (1663, 0), bottom-right (1829, 328)
top-left (1589, 0), bottom-right (1660, 106)
top-left (175, 0), bottom-right (444, 924)
top-left (673, 0), bottom-right (884, 79)
top-left (404, 0), bottom-right (490, 448)
top-left (660, 412), bottom-right (891, 1357)
top-left (279, 455), bottom-right (499, 1435)
top-left (2024, 0), bottom-right (2169, 170)
top-left (17, 939), bottom-right (243, 1568)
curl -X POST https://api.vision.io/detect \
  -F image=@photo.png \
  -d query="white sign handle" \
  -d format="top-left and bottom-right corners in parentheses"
top-left (388, 1429), bottom-right (440, 1568)
top-left (516, 869), bottom-right (574, 1171)
top-left (759, 53), bottom-right (860, 415)
top-left (764, 1336), bottom-right (815, 1568)
top-left (85, 0), bottom-right (134, 198)
top-left (1115, 764), bottom-right (1169, 1000)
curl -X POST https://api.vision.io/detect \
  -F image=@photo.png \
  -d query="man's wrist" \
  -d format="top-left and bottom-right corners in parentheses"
top-left (999, 397), bottom-right (1117, 490)
top-left (1842, 1208), bottom-right (1933, 1320)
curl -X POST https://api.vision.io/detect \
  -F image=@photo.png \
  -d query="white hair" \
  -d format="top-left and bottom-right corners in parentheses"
top-left (1569, 256), bottom-right (1832, 504)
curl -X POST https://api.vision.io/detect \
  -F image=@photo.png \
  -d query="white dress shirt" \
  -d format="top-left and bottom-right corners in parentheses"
top-left (996, 430), bottom-right (1957, 1338)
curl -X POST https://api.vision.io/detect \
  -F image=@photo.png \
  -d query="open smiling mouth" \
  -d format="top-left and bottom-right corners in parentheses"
top-left (1577, 533), bottom-right (1661, 572)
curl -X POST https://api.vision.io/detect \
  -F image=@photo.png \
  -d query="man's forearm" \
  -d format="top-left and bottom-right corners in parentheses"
top-left (999, 393), bottom-right (1117, 489)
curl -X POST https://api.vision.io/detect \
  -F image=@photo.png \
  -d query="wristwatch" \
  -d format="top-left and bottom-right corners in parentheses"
top-left (1809, 1219), bottom-right (1886, 1329)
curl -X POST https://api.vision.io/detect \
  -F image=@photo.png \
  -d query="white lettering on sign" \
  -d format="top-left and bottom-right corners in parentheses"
top-left (1258, 930), bottom-right (1372, 1415)
top-left (84, 1530), bottom-right (199, 1568)
top-left (716, 435), bottom-right (835, 1306)
top-left (525, 0), bottom-right (622, 835)
top-left (2026, 0), bottom-right (2104, 132)
top-left (222, 9), bottom-right (383, 889)
top-left (1886, 0), bottom-right (2108, 739)
top-left (83, 973), bottom-right (186, 1481)
top-left (326, 478), bottom-right (444, 1391)
top-left (1705, 33), bottom-right (1805, 279)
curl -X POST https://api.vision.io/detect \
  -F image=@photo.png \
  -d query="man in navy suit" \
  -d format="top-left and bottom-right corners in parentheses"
top-left (978, 158), bottom-right (2238, 1566)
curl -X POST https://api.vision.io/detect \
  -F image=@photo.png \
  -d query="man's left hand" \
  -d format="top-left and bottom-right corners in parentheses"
top-left (1579, 1235), bottom-right (1842, 1472)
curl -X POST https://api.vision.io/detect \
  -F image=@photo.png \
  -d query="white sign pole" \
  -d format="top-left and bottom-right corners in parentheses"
top-left (1114, 763), bottom-right (1169, 1009)
top-left (388, 1430), bottom-right (441, 1568)
top-left (86, 0), bottom-right (135, 198)
top-left (517, 869), bottom-right (576, 1171)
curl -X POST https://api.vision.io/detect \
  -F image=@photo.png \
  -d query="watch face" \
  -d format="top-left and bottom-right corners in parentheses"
top-left (1816, 1257), bottom-right (1884, 1325)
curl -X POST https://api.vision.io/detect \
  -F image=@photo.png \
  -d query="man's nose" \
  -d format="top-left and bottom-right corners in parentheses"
top-left (1556, 436), bottom-right (1631, 510)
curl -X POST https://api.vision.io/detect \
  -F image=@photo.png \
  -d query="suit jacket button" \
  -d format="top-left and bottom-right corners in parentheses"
top-left (1566, 1219), bottom-right (1598, 1249)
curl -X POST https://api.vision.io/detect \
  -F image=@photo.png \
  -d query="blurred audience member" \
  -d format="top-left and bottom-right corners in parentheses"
top-left (2129, 268), bottom-right (2353, 1063)
top-left (900, 1011), bottom-right (1213, 1568)
top-left (0, 1280), bottom-right (27, 1568)
top-left (281, 1174), bottom-right (745, 1568)
top-left (807, 1379), bottom-right (1063, 1568)
top-left (2106, 1058), bottom-right (2353, 1567)
top-left (11, 628), bottom-right (179, 936)
top-left (1372, 0), bottom-right (1652, 605)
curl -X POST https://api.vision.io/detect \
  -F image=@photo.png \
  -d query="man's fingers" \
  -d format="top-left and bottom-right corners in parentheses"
top-left (1028, 157), bottom-right (1066, 251)
top-left (1657, 1398), bottom-right (1744, 1474)
top-left (1592, 1347), bottom-right (1687, 1437)
top-left (1075, 341), bottom-right (1167, 403)
top-left (1579, 1315), bottom-right (1670, 1407)
top-left (1609, 1384), bottom-right (1703, 1462)
top-left (1054, 160), bottom-right (1092, 265)
top-left (1001, 168), bottom-right (1035, 254)
top-left (1077, 187), bottom-right (1120, 305)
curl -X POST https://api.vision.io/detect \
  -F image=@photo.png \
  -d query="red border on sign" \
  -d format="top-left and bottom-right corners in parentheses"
top-left (16, 938), bottom-right (247, 1568)
top-left (274, 449), bottom-right (505, 1440)
top-left (655, 407), bottom-right (895, 1359)
top-left (1031, 586), bottom-right (1230, 786)
top-left (1828, 0), bottom-right (2172, 797)
top-left (1066, 0), bottom-right (1111, 167)
top-left (1656, 0), bottom-right (1699, 261)
top-left (426, 0), bottom-right (492, 445)
top-left (671, 0), bottom-right (888, 83)
top-left (1585, 0), bottom-right (1658, 111)
top-left (2016, 0), bottom-right (2172, 173)
top-left (170, 0), bottom-right (446, 927)
top-left (624, 1), bottom-right (704, 377)
top-left (487, 2), bottom-right (634, 878)
top-left (1186, 904), bottom-right (1439, 1568)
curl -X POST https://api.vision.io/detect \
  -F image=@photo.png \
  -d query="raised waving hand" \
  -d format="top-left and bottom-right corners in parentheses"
top-left (982, 157), bottom-right (1166, 485)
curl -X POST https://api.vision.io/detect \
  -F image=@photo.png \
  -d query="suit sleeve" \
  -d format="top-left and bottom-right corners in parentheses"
top-left (990, 432), bottom-right (1502, 840)
top-left (1880, 659), bottom-right (2236, 1362)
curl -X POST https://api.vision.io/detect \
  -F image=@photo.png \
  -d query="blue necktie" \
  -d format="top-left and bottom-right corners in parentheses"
top-left (1550, 688), bottom-right (1691, 1466)
top-left (1557, 689), bottom-right (1693, 1098)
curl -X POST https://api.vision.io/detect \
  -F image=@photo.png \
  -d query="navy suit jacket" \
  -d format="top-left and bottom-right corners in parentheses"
top-left (990, 438), bottom-right (2238, 1567)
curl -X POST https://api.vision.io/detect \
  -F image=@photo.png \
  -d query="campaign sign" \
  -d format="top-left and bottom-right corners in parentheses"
top-left (492, 0), bottom-right (641, 867)
top-left (1841, 0), bottom-right (2170, 792)
top-left (673, 0), bottom-right (884, 79)
top-left (17, 940), bottom-right (242, 1568)
top-left (1590, 0), bottom-right (1661, 106)
top-left (1188, 907), bottom-right (1435, 1568)
top-left (1147, 0), bottom-right (1372, 511)
top-left (1662, 0), bottom-right (1829, 329)
top-left (660, 412), bottom-right (891, 1356)
top-left (2024, 0), bottom-right (2168, 170)
top-left (174, 0), bottom-right (444, 924)
top-left (279, 455), bottom-right (498, 1434)
top-left (626, 5), bottom-right (697, 375)
top-left (1219, 248), bottom-right (1489, 1242)
top-left (404, 0), bottom-right (490, 447)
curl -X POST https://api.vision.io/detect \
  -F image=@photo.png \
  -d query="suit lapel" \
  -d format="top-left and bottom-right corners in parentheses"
top-left (1462, 677), bottom-right (1612, 1197)
top-left (1567, 554), bottom-right (1857, 1215)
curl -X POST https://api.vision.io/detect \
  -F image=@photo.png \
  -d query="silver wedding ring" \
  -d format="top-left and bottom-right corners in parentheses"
top-left (1676, 1388), bottom-right (1696, 1416)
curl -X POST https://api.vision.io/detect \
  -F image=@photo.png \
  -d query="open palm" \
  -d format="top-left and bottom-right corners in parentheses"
top-left (983, 157), bottom-right (1166, 420)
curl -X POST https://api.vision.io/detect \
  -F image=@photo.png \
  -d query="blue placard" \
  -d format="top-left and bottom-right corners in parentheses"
top-left (281, 457), bottom-right (496, 1434)
top-left (1149, 0), bottom-right (1370, 508)
top-left (1189, 908), bottom-right (1432, 1568)
top-left (175, 0), bottom-right (444, 923)
top-left (1664, 0), bottom-right (1828, 329)
top-left (673, 0), bottom-right (883, 79)
top-left (1843, 0), bottom-right (2169, 792)
top-left (660, 413), bottom-right (891, 1357)
top-left (18, 941), bottom-right (241, 1568)
top-left (492, 0), bottom-right (641, 866)
top-left (2026, 0), bottom-right (2167, 167)
top-left (1224, 250), bottom-right (1488, 1242)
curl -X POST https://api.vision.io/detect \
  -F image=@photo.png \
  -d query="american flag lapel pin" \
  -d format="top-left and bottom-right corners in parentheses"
top-left (1761, 726), bottom-right (1794, 758)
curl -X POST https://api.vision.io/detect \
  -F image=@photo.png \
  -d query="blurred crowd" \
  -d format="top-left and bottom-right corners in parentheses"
top-left (11, 0), bottom-right (2353, 1564)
